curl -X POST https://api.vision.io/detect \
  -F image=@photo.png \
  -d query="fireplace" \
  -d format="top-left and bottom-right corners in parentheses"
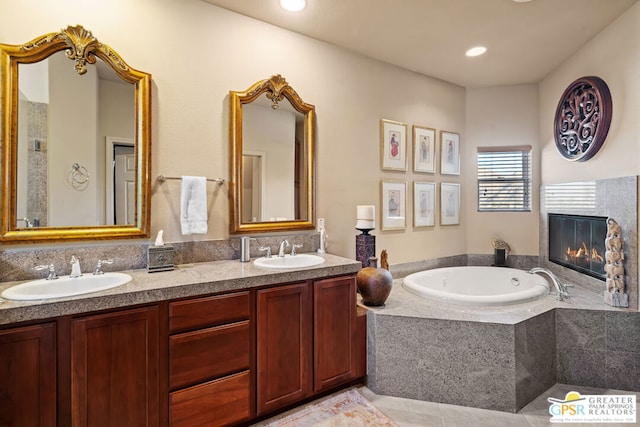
top-left (548, 213), bottom-right (607, 281)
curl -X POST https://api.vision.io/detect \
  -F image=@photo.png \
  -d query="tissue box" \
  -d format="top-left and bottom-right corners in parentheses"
top-left (148, 245), bottom-right (175, 273)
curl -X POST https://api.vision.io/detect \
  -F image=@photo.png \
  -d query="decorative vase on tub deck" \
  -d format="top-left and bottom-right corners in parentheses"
top-left (356, 250), bottom-right (393, 306)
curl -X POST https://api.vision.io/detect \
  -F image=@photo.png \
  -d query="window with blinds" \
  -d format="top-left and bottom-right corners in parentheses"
top-left (477, 146), bottom-right (531, 212)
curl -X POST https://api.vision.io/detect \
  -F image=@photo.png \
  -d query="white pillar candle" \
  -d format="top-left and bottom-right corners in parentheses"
top-left (356, 205), bottom-right (375, 220)
top-left (356, 205), bottom-right (376, 229)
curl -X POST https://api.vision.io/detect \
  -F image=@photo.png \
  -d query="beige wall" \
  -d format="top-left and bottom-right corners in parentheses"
top-left (464, 85), bottom-right (540, 256)
top-left (48, 53), bottom-right (98, 227)
top-left (5, 0), bottom-right (636, 263)
top-left (0, 0), bottom-right (467, 262)
top-left (539, 2), bottom-right (640, 185)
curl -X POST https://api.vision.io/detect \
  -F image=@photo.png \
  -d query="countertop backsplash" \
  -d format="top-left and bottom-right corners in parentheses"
top-left (0, 233), bottom-right (320, 283)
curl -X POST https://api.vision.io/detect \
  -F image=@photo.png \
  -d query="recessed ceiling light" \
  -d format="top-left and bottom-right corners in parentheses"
top-left (279, 0), bottom-right (306, 12)
top-left (465, 46), bottom-right (487, 57)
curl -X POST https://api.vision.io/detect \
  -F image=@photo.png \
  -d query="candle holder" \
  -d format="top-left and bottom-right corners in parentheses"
top-left (355, 228), bottom-right (376, 268)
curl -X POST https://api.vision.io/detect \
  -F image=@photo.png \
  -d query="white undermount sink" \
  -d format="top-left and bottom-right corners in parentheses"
top-left (253, 254), bottom-right (326, 270)
top-left (0, 272), bottom-right (132, 301)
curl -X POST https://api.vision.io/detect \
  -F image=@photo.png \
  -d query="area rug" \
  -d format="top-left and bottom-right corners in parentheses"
top-left (254, 388), bottom-right (398, 427)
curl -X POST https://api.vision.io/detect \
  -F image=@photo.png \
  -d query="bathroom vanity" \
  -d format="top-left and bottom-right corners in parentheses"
top-left (0, 254), bottom-right (364, 426)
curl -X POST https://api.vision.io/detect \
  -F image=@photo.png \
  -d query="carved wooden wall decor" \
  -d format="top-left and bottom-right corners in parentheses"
top-left (553, 76), bottom-right (612, 162)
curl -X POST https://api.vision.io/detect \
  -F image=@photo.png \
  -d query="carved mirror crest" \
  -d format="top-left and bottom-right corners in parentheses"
top-left (229, 75), bottom-right (315, 234)
top-left (554, 76), bottom-right (612, 162)
top-left (0, 25), bottom-right (152, 243)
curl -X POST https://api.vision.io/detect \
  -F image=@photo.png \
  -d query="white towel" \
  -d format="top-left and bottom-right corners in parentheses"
top-left (181, 176), bottom-right (208, 235)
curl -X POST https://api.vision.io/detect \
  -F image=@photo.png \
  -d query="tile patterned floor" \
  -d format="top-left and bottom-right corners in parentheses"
top-left (360, 384), bottom-right (640, 427)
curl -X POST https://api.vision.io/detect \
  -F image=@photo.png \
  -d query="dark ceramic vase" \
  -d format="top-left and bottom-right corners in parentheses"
top-left (356, 265), bottom-right (393, 306)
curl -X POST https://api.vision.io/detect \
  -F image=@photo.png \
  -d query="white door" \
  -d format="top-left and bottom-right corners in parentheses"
top-left (114, 145), bottom-right (135, 225)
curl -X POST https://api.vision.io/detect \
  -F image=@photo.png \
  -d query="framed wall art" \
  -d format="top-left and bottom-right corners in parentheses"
top-left (413, 181), bottom-right (436, 227)
top-left (381, 180), bottom-right (407, 230)
top-left (440, 182), bottom-right (460, 225)
top-left (440, 130), bottom-right (460, 175)
top-left (380, 119), bottom-right (408, 171)
top-left (413, 125), bottom-right (436, 173)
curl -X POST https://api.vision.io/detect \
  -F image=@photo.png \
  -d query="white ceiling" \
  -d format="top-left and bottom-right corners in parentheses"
top-left (201, 0), bottom-right (638, 88)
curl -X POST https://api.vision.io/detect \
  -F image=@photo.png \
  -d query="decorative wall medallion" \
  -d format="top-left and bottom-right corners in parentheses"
top-left (554, 76), bottom-right (612, 162)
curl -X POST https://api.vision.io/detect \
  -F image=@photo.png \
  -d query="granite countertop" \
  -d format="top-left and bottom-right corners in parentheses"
top-left (363, 278), bottom-right (631, 325)
top-left (0, 253), bottom-right (361, 326)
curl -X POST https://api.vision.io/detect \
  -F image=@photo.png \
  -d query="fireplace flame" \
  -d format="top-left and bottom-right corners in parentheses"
top-left (591, 248), bottom-right (603, 263)
top-left (564, 242), bottom-right (604, 265)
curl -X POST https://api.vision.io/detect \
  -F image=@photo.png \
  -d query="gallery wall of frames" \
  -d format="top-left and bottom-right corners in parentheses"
top-left (379, 119), bottom-right (461, 230)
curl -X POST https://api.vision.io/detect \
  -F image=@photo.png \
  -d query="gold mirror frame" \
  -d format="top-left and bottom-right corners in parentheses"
top-left (229, 75), bottom-right (315, 234)
top-left (0, 25), bottom-right (152, 243)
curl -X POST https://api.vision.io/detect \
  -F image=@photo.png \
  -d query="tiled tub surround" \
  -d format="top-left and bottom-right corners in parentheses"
top-left (366, 278), bottom-right (639, 413)
top-left (0, 252), bottom-right (357, 325)
top-left (0, 233), bottom-right (320, 282)
top-left (540, 176), bottom-right (639, 310)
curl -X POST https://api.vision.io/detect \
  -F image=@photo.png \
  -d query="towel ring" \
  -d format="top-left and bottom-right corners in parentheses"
top-left (68, 163), bottom-right (89, 190)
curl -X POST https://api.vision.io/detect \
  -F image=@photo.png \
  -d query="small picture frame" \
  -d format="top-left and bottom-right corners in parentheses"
top-left (413, 125), bottom-right (436, 173)
top-left (380, 119), bottom-right (408, 171)
top-left (440, 183), bottom-right (460, 225)
top-left (413, 182), bottom-right (436, 227)
top-left (440, 131), bottom-right (460, 175)
top-left (381, 180), bottom-right (407, 230)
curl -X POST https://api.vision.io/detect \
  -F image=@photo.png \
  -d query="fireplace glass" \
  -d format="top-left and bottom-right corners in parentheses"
top-left (548, 213), bottom-right (607, 280)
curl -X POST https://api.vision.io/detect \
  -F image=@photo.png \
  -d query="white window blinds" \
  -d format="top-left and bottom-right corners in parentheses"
top-left (477, 146), bottom-right (531, 212)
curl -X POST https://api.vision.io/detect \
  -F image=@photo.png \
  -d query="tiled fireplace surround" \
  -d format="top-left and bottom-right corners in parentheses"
top-left (0, 177), bottom-right (638, 412)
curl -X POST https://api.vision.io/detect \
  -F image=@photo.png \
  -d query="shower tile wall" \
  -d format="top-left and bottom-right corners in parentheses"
top-left (20, 99), bottom-right (48, 226)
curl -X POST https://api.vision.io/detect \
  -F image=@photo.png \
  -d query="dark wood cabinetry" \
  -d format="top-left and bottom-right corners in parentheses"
top-left (256, 275), bottom-right (361, 417)
top-left (313, 275), bottom-right (357, 392)
top-left (0, 323), bottom-right (57, 427)
top-left (0, 271), bottom-right (364, 426)
top-left (257, 282), bottom-right (312, 415)
top-left (169, 291), bottom-right (252, 427)
top-left (71, 305), bottom-right (160, 426)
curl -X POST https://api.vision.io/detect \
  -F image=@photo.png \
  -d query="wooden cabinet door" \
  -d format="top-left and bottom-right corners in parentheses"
top-left (256, 282), bottom-right (311, 415)
top-left (0, 323), bottom-right (57, 427)
top-left (313, 275), bottom-right (357, 392)
top-left (71, 306), bottom-right (159, 427)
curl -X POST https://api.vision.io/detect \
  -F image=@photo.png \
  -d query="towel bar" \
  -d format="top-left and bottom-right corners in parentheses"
top-left (157, 175), bottom-right (224, 185)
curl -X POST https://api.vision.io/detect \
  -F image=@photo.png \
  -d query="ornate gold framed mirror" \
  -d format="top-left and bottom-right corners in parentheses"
top-left (0, 25), bottom-right (152, 243)
top-left (229, 75), bottom-right (315, 234)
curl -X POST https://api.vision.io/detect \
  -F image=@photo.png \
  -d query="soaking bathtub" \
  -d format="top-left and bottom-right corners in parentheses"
top-left (402, 266), bottom-right (550, 306)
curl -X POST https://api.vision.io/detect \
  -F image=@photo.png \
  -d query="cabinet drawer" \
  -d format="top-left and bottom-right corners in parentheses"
top-left (170, 291), bottom-right (250, 333)
top-left (170, 320), bottom-right (250, 390)
top-left (170, 371), bottom-right (250, 427)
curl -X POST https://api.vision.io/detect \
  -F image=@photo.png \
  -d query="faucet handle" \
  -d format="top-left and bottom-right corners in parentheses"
top-left (35, 264), bottom-right (58, 280)
top-left (94, 259), bottom-right (115, 275)
top-left (258, 246), bottom-right (272, 258)
top-left (291, 244), bottom-right (303, 256)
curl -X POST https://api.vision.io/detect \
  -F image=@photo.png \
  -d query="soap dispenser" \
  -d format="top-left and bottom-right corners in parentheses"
top-left (317, 218), bottom-right (328, 254)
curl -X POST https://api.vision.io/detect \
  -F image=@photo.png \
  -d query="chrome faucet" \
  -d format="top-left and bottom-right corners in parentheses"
top-left (17, 218), bottom-right (32, 228)
top-left (258, 246), bottom-right (272, 258)
top-left (291, 243), bottom-right (303, 256)
top-left (278, 240), bottom-right (290, 257)
top-left (94, 259), bottom-right (114, 275)
top-left (69, 256), bottom-right (82, 278)
top-left (35, 264), bottom-right (58, 280)
top-left (529, 267), bottom-right (570, 301)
